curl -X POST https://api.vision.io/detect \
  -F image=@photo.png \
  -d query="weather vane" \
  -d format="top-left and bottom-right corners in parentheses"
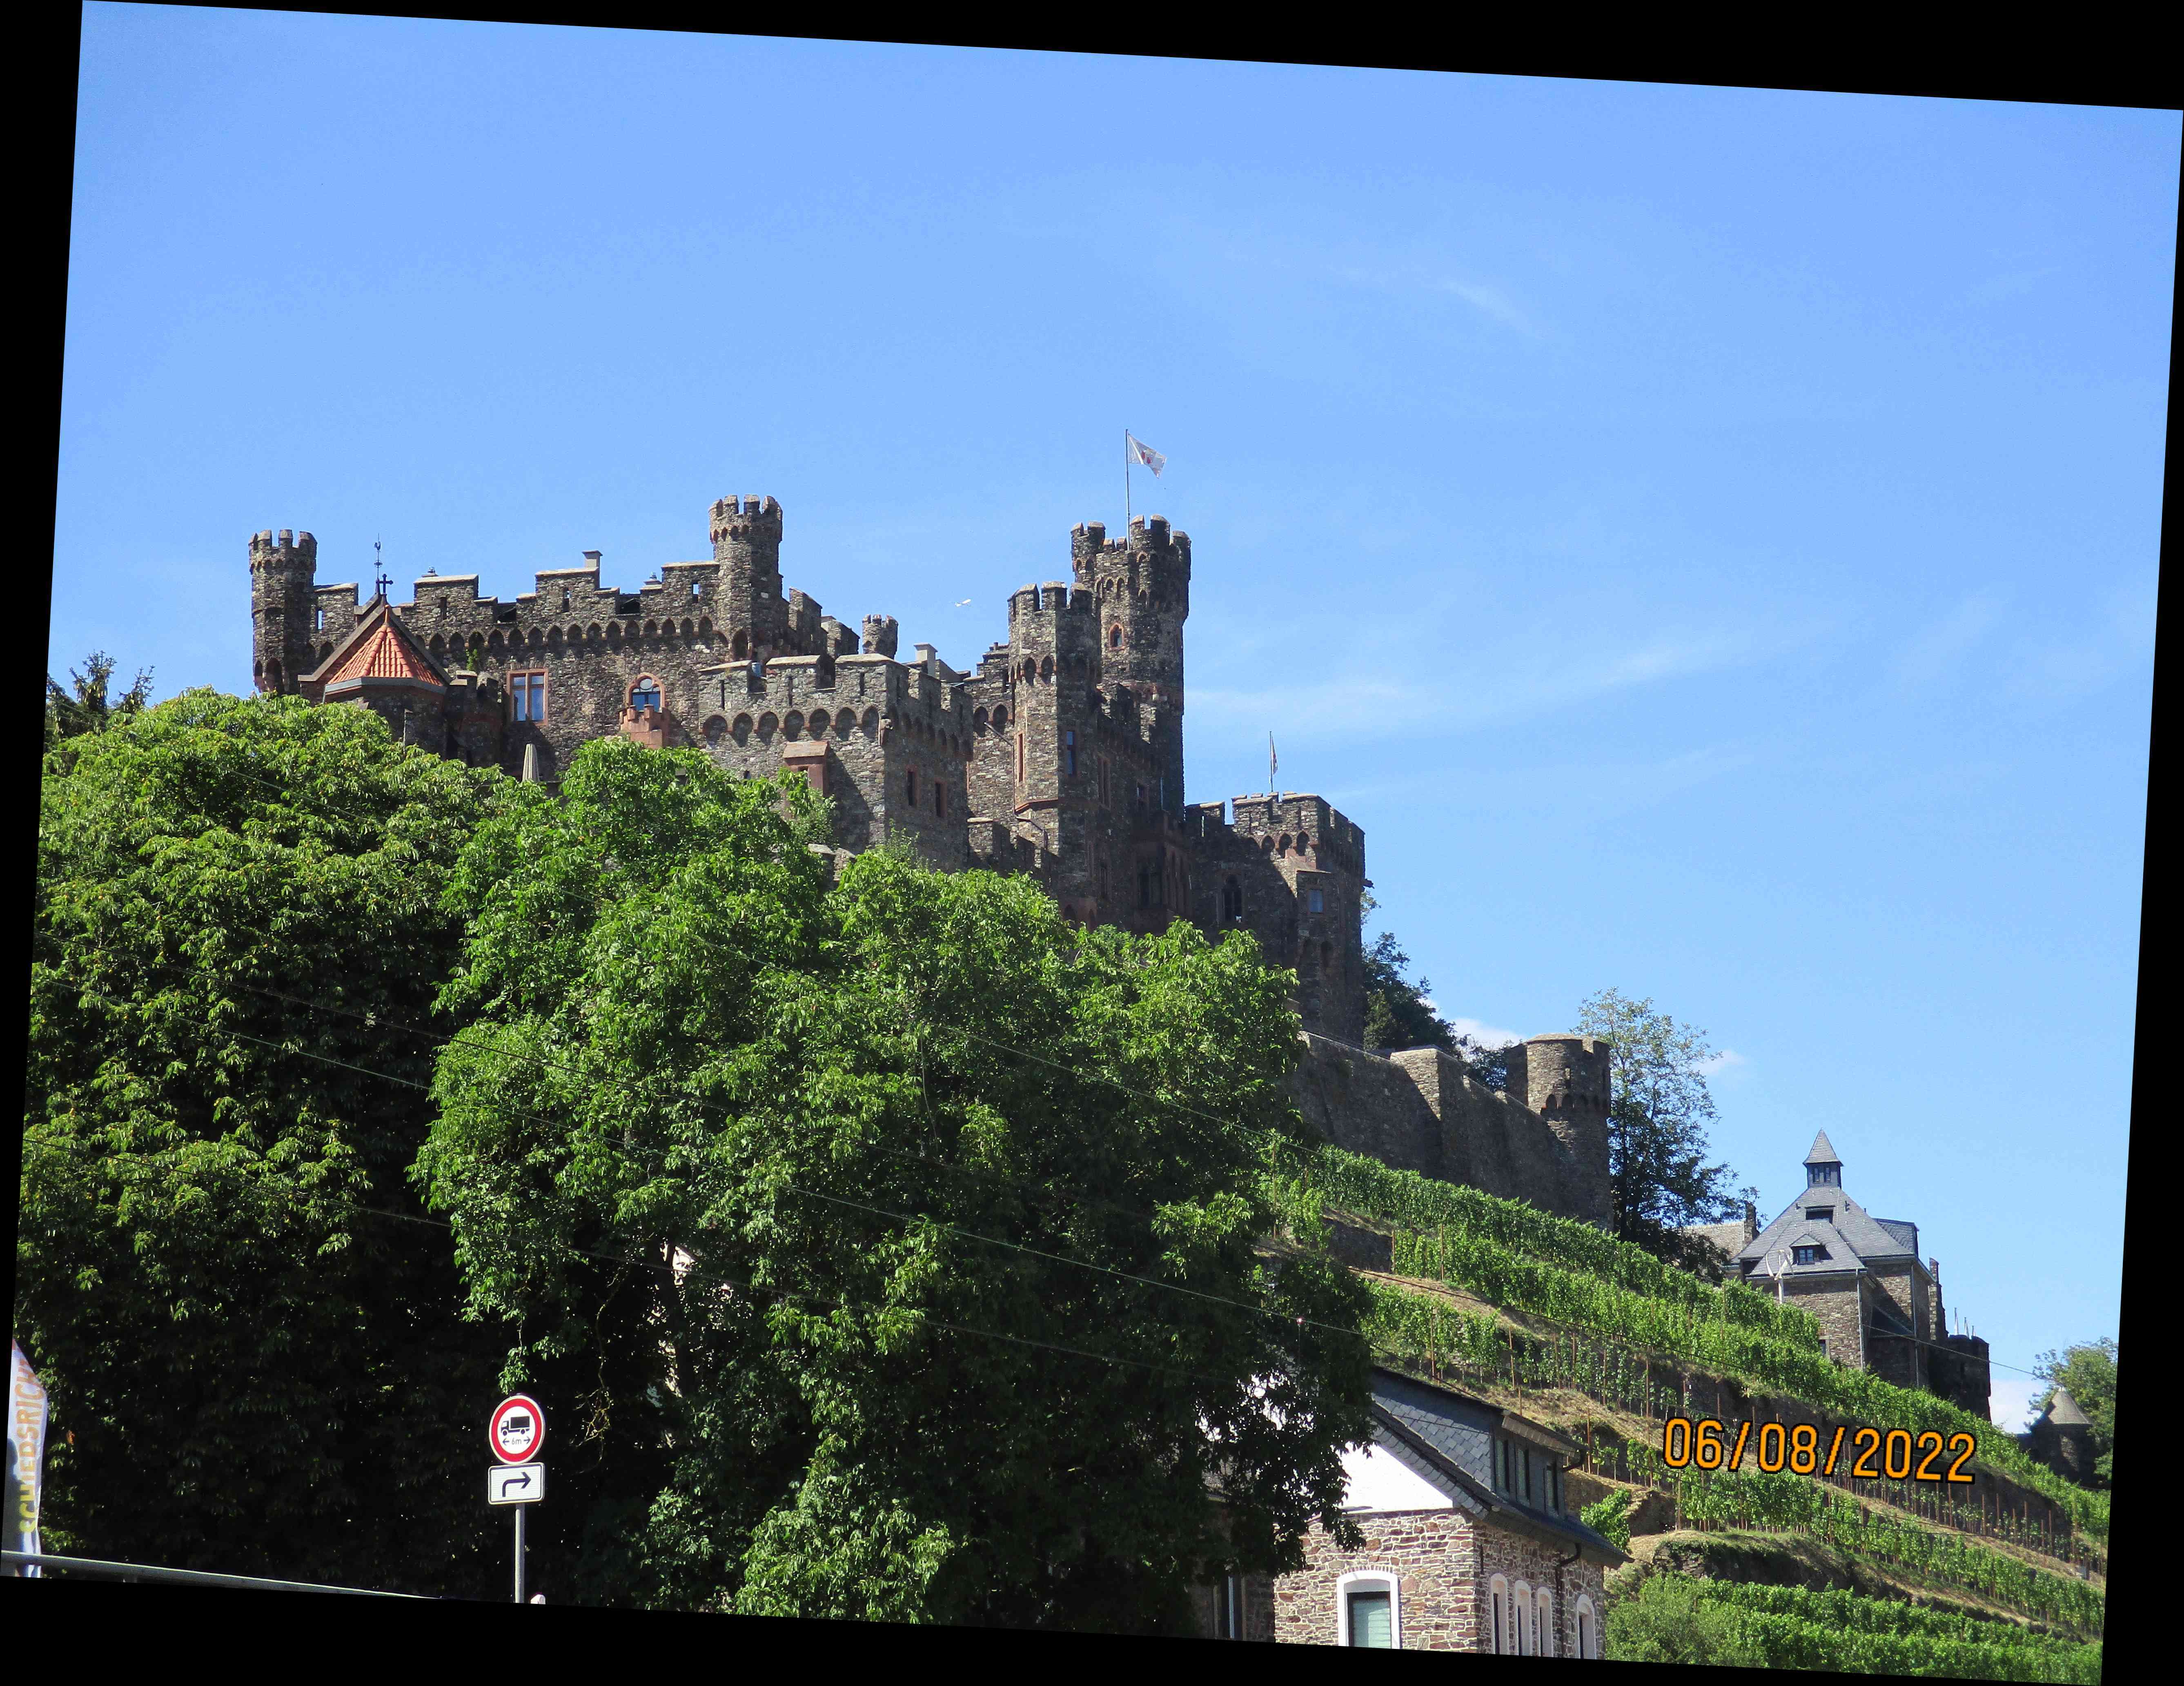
top-left (374, 536), bottom-right (391, 603)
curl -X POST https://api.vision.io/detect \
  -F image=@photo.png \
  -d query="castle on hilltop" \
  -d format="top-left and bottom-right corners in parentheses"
top-left (249, 497), bottom-right (1613, 1227)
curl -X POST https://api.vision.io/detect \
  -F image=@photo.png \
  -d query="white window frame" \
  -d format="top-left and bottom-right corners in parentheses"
top-left (1336, 1569), bottom-right (1400, 1649)
top-left (1535, 1586), bottom-right (1554, 1657)
top-left (1575, 1594), bottom-right (1597, 1659)
top-left (1513, 1579), bottom-right (1533, 1654)
top-left (1489, 1574), bottom-right (1511, 1654)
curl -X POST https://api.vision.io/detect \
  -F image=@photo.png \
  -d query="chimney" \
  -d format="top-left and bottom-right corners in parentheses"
top-left (582, 550), bottom-right (602, 567)
top-left (914, 642), bottom-right (938, 673)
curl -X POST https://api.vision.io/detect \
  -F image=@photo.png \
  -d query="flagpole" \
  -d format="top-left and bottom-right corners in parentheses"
top-left (1124, 428), bottom-right (1131, 524)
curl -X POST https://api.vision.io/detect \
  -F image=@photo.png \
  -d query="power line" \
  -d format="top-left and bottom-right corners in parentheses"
top-left (47, 732), bottom-right (2065, 1392)
top-left (59, 980), bottom-right (1370, 1365)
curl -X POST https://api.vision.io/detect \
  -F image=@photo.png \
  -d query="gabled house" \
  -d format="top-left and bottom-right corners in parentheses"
top-left (1726, 1133), bottom-right (1988, 1416)
top-left (1199, 1367), bottom-right (1623, 1652)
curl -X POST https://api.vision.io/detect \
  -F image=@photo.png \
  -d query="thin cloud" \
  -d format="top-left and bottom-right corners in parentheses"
top-left (1445, 1015), bottom-right (1523, 1049)
top-left (1890, 590), bottom-right (2008, 693)
top-left (1194, 625), bottom-right (1765, 745)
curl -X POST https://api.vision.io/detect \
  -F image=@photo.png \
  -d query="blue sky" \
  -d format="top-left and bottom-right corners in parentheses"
top-left (58, 10), bottom-right (2171, 1425)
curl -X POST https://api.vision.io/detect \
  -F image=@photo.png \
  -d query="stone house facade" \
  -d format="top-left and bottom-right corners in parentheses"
top-left (250, 497), bottom-right (1615, 1224)
top-left (1196, 1368), bottom-right (1623, 1651)
top-left (1716, 1132), bottom-right (1990, 1418)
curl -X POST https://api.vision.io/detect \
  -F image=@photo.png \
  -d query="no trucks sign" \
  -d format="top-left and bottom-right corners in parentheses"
top-left (489, 1394), bottom-right (545, 1464)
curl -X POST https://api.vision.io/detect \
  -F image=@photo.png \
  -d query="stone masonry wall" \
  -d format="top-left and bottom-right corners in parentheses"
top-left (1271, 1509), bottom-right (1606, 1653)
top-left (1292, 1035), bottom-right (1606, 1224)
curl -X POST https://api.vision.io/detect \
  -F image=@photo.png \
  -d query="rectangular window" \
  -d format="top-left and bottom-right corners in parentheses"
top-left (1064, 729), bottom-right (1077, 776)
top-left (1213, 1575), bottom-right (1244, 1640)
top-left (935, 780), bottom-right (946, 818)
top-left (1017, 734), bottom-right (1025, 782)
top-left (1806, 1208), bottom-right (1834, 1222)
top-left (511, 672), bottom-right (546, 722)
top-left (1308, 888), bottom-right (1325, 913)
top-left (1346, 1590), bottom-right (1391, 1648)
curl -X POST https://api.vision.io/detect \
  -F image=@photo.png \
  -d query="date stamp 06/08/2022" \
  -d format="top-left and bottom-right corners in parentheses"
top-left (1661, 1417), bottom-right (1980, 1484)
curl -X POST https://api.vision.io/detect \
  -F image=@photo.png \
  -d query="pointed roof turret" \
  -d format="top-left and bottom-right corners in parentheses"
top-left (2044, 1385), bottom-right (2090, 1427)
top-left (1804, 1130), bottom-right (1841, 1167)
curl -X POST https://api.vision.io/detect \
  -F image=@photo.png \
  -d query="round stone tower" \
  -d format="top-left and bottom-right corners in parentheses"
top-left (1514, 1033), bottom-right (1613, 1227)
top-left (248, 528), bottom-right (318, 694)
top-left (709, 494), bottom-right (789, 659)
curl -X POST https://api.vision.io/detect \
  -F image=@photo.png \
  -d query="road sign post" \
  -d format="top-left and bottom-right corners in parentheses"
top-left (488, 1396), bottom-right (546, 1604)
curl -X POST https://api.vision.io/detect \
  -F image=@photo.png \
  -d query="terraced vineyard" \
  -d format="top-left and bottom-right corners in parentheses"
top-left (1267, 1141), bottom-right (2109, 1667)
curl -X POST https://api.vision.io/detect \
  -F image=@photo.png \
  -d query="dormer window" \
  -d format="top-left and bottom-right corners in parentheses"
top-left (1794, 1244), bottom-right (1830, 1265)
top-left (1805, 1207), bottom-right (1834, 1222)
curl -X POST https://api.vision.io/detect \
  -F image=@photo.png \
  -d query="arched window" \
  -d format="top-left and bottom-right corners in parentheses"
top-left (1512, 1581), bottom-right (1534, 1654)
top-left (630, 676), bottom-right (662, 714)
top-left (1576, 1595), bottom-right (1597, 1659)
top-left (1535, 1588), bottom-right (1553, 1657)
top-left (732, 630), bottom-right (748, 659)
top-left (1489, 1576), bottom-right (1510, 1655)
top-left (1336, 1571), bottom-right (1397, 1648)
top-left (1109, 624), bottom-right (1123, 650)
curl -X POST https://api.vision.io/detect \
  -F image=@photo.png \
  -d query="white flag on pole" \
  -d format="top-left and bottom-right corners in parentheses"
top-left (9, 1341), bottom-right (49, 1573)
top-left (1126, 433), bottom-right (1166, 476)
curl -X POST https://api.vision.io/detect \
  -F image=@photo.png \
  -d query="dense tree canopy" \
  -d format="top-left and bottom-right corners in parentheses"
top-left (20, 689), bottom-right (517, 1592)
top-left (417, 737), bottom-right (1376, 1623)
top-left (1576, 988), bottom-right (1744, 1279)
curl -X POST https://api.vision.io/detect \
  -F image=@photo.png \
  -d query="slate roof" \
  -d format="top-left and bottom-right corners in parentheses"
top-left (1734, 1180), bottom-right (1917, 1276)
top-left (1364, 1368), bottom-right (1624, 1565)
top-left (1804, 1129), bottom-right (1841, 1165)
top-left (2043, 1386), bottom-right (2090, 1427)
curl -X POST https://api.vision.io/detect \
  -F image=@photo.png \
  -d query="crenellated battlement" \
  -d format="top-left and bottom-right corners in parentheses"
top-left (249, 528), bottom-right (316, 564)
top-left (1008, 581), bottom-right (1096, 620)
top-left (708, 494), bottom-right (782, 545)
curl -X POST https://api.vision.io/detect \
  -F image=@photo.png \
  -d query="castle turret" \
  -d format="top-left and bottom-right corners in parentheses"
top-left (861, 615), bottom-right (899, 657)
top-left (709, 495), bottom-right (789, 661)
top-left (1074, 514), bottom-right (1191, 813)
top-left (249, 528), bottom-right (319, 694)
top-left (1006, 580), bottom-right (1103, 918)
top-left (1509, 1034), bottom-right (1612, 1227)
top-left (1218, 793), bottom-right (1368, 1044)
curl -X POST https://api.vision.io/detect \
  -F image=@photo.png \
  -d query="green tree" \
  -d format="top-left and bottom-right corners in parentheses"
top-left (416, 737), bottom-right (1376, 1623)
top-left (2033, 1338), bottom-right (2117, 1488)
top-left (1357, 898), bottom-right (1510, 1087)
top-left (1576, 988), bottom-right (1743, 1279)
top-left (19, 688), bottom-right (515, 1593)
top-left (44, 649), bottom-right (155, 752)
top-left (1360, 930), bottom-right (1457, 1054)
top-left (1604, 1571), bottom-right (1765, 1666)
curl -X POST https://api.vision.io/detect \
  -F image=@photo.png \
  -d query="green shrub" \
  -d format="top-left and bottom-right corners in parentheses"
top-left (1683, 1579), bottom-right (2104, 1679)
top-left (1605, 1572), bottom-right (1765, 1666)
top-left (1582, 1489), bottom-right (1633, 1552)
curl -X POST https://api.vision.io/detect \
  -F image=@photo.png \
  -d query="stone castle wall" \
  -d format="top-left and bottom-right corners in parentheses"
top-left (1293, 1035), bottom-right (1605, 1224)
top-left (252, 496), bottom-right (1613, 1227)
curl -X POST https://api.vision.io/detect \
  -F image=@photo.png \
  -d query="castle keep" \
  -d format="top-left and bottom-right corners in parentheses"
top-left (251, 497), bottom-right (1612, 1225)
